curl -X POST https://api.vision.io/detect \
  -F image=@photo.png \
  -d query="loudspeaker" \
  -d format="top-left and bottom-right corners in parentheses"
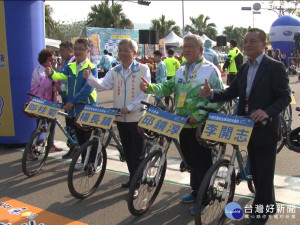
top-left (149, 30), bottom-right (159, 44)
top-left (139, 30), bottom-right (150, 44)
top-left (139, 30), bottom-right (159, 44)
top-left (217, 36), bottom-right (227, 47)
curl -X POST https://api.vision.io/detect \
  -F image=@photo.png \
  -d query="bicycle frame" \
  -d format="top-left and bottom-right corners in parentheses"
top-left (83, 128), bottom-right (104, 170)
top-left (56, 111), bottom-right (78, 147)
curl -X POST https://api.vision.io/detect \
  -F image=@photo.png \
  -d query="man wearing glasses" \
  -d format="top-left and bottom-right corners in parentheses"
top-left (83, 39), bottom-right (151, 189)
top-left (46, 38), bottom-right (98, 165)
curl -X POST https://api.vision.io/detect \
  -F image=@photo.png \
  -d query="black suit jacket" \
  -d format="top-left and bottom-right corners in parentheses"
top-left (212, 54), bottom-right (291, 146)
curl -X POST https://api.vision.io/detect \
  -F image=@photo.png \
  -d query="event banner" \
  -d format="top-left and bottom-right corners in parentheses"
top-left (138, 105), bottom-right (188, 139)
top-left (201, 113), bottom-right (254, 146)
top-left (85, 27), bottom-right (139, 65)
top-left (0, 2), bottom-right (15, 136)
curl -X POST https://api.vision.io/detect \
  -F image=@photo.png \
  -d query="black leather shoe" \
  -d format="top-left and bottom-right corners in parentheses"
top-left (62, 149), bottom-right (75, 159)
top-left (121, 180), bottom-right (131, 188)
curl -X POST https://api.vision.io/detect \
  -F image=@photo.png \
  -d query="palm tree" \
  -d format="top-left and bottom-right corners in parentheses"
top-left (185, 14), bottom-right (217, 39)
top-left (223, 26), bottom-right (249, 49)
top-left (45, 4), bottom-right (62, 39)
top-left (150, 15), bottom-right (181, 39)
top-left (87, 0), bottom-right (133, 29)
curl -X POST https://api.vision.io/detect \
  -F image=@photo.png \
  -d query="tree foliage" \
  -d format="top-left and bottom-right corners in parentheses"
top-left (87, 0), bottom-right (133, 29)
top-left (150, 15), bottom-right (181, 38)
top-left (222, 26), bottom-right (249, 49)
top-left (184, 14), bottom-right (217, 39)
top-left (45, 4), bottom-right (63, 39)
top-left (268, 0), bottom-right (300, 16)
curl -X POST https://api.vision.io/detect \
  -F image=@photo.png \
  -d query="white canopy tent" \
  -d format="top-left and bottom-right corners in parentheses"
top-left (164, 31), bottom-right (183, 48)
top-left (201, 34), bottom-right (217, 47)
top-left (45, 38), bottom-right (61, 49)
top-left (184, 31), bottom-right (193, 37)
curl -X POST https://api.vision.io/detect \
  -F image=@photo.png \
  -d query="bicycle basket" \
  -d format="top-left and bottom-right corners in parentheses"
top-left (286, 127), bottom-right (300, 153)
top-left (22, 102), bottom-right (40, 119)
top-left (195, 124), bottom-right (219, 148)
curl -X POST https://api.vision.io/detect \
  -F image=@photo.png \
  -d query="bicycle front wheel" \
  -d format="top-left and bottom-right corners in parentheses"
top-left (22, 130), bottom-right (50, 177)
top-left (68, 139), bottom-right (107, 199)
top-left (128, 150), bottom-right (166, 216)
top-left (195, 159), bottom-right (236, 225)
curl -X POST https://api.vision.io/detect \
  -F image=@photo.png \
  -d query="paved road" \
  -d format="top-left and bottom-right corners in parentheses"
top-left (1, 74), bottom-right (300, 225)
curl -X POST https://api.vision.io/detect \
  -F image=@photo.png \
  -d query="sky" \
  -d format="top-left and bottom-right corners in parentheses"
top-left (46, 0), bottom-right (282, 36)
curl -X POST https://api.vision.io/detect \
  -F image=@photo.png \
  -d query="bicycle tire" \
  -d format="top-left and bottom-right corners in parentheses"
top-left (127, 150), bottom-right (167, 216)
top-left (22, 130), bottom-right (51, 177)
top-left (276, 115), bottom-right (287, 154)
top-left (195, 159), bottom-right (236, 225)
top-left (68, 139), bottom-right (107, 199)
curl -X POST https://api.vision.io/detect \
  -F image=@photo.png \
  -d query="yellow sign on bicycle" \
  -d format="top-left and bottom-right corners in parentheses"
top-left (24, 97), bottom-right (62, 119)
top-left (201, 113), bottom-right (254, 146)
top-left (138, 105), bottom-right (188, 139)
top-left (76, 105), bottom-right (119, 129)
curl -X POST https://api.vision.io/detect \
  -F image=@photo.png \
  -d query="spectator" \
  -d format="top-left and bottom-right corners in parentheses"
top-left (222, 39), bottom-right (243, 85)
top-left (153, 50), bottom-right (167, 83)
top-left (203, 39), bottom-right (221, 71)
top-left (164, 48), bottom-right (181, 80)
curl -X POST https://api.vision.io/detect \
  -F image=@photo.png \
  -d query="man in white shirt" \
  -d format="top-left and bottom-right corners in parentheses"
top-left (83, 39), bottom-right (151, 188)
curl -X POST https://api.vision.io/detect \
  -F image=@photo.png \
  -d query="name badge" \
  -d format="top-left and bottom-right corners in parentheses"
top-left (177, 92), bottom-right (187, 108)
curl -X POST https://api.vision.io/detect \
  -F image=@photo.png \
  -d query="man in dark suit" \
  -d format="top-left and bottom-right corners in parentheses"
top-left (200, 28), bottom-right (291, 225)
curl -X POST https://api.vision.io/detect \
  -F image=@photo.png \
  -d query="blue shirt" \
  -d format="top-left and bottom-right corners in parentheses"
top-left (155, 60), bottom-right (167, 83)
top-left (204, 47), bottom-right (219, 66)
top-left (246, 53), bottom-right (264, 98)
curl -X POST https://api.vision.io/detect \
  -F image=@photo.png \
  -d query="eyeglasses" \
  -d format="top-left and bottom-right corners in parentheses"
top-left (74, 48), bottom-right (87, 52)
top-left (117, 50), bottom-right (133, 53)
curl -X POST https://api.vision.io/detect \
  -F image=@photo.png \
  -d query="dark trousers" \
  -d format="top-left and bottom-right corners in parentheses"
top-left (227, 73), bottom-right (236, 85)
top-left (116, 121), bottom-right (144, 181)
top-left (68, 117), bottom-right (92, 162)
top-left (179, 128), bottom-right (212, 195)
top-left (248, 141), bottom-right (277, 215)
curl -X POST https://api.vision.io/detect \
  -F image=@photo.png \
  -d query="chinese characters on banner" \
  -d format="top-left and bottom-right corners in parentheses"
top-left (138, 105), bottom-right (188, 139)
top-left (76, 105), bottom-right (119, 130)
top-left (201, 113), bottom-right (254, 146)
top-left (24, 97), bottom-right (62, 120)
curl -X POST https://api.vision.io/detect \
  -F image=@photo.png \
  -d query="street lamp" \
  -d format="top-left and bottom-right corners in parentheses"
top-left (241, 3), bottom-right (261, 28)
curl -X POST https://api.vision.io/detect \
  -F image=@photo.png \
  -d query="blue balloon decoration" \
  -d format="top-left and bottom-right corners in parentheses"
top-left (269, 15), bottom-right (300, 57)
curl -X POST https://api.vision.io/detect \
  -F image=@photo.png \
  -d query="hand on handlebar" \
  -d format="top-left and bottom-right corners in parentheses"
top-left (250, 109), bottom-right (269, 123)
top-left (188, 115), bottom-right (199, 124)
top-left (200, 79), bottom-right (213, 98)
top-left (63, 102), bottom-right (74, 111)
top-left (120, 106), bottom-right (130, 114)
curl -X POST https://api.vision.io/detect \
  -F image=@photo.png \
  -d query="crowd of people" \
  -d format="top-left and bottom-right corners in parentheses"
top-left (30, 27), bottom-right (291, 224)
